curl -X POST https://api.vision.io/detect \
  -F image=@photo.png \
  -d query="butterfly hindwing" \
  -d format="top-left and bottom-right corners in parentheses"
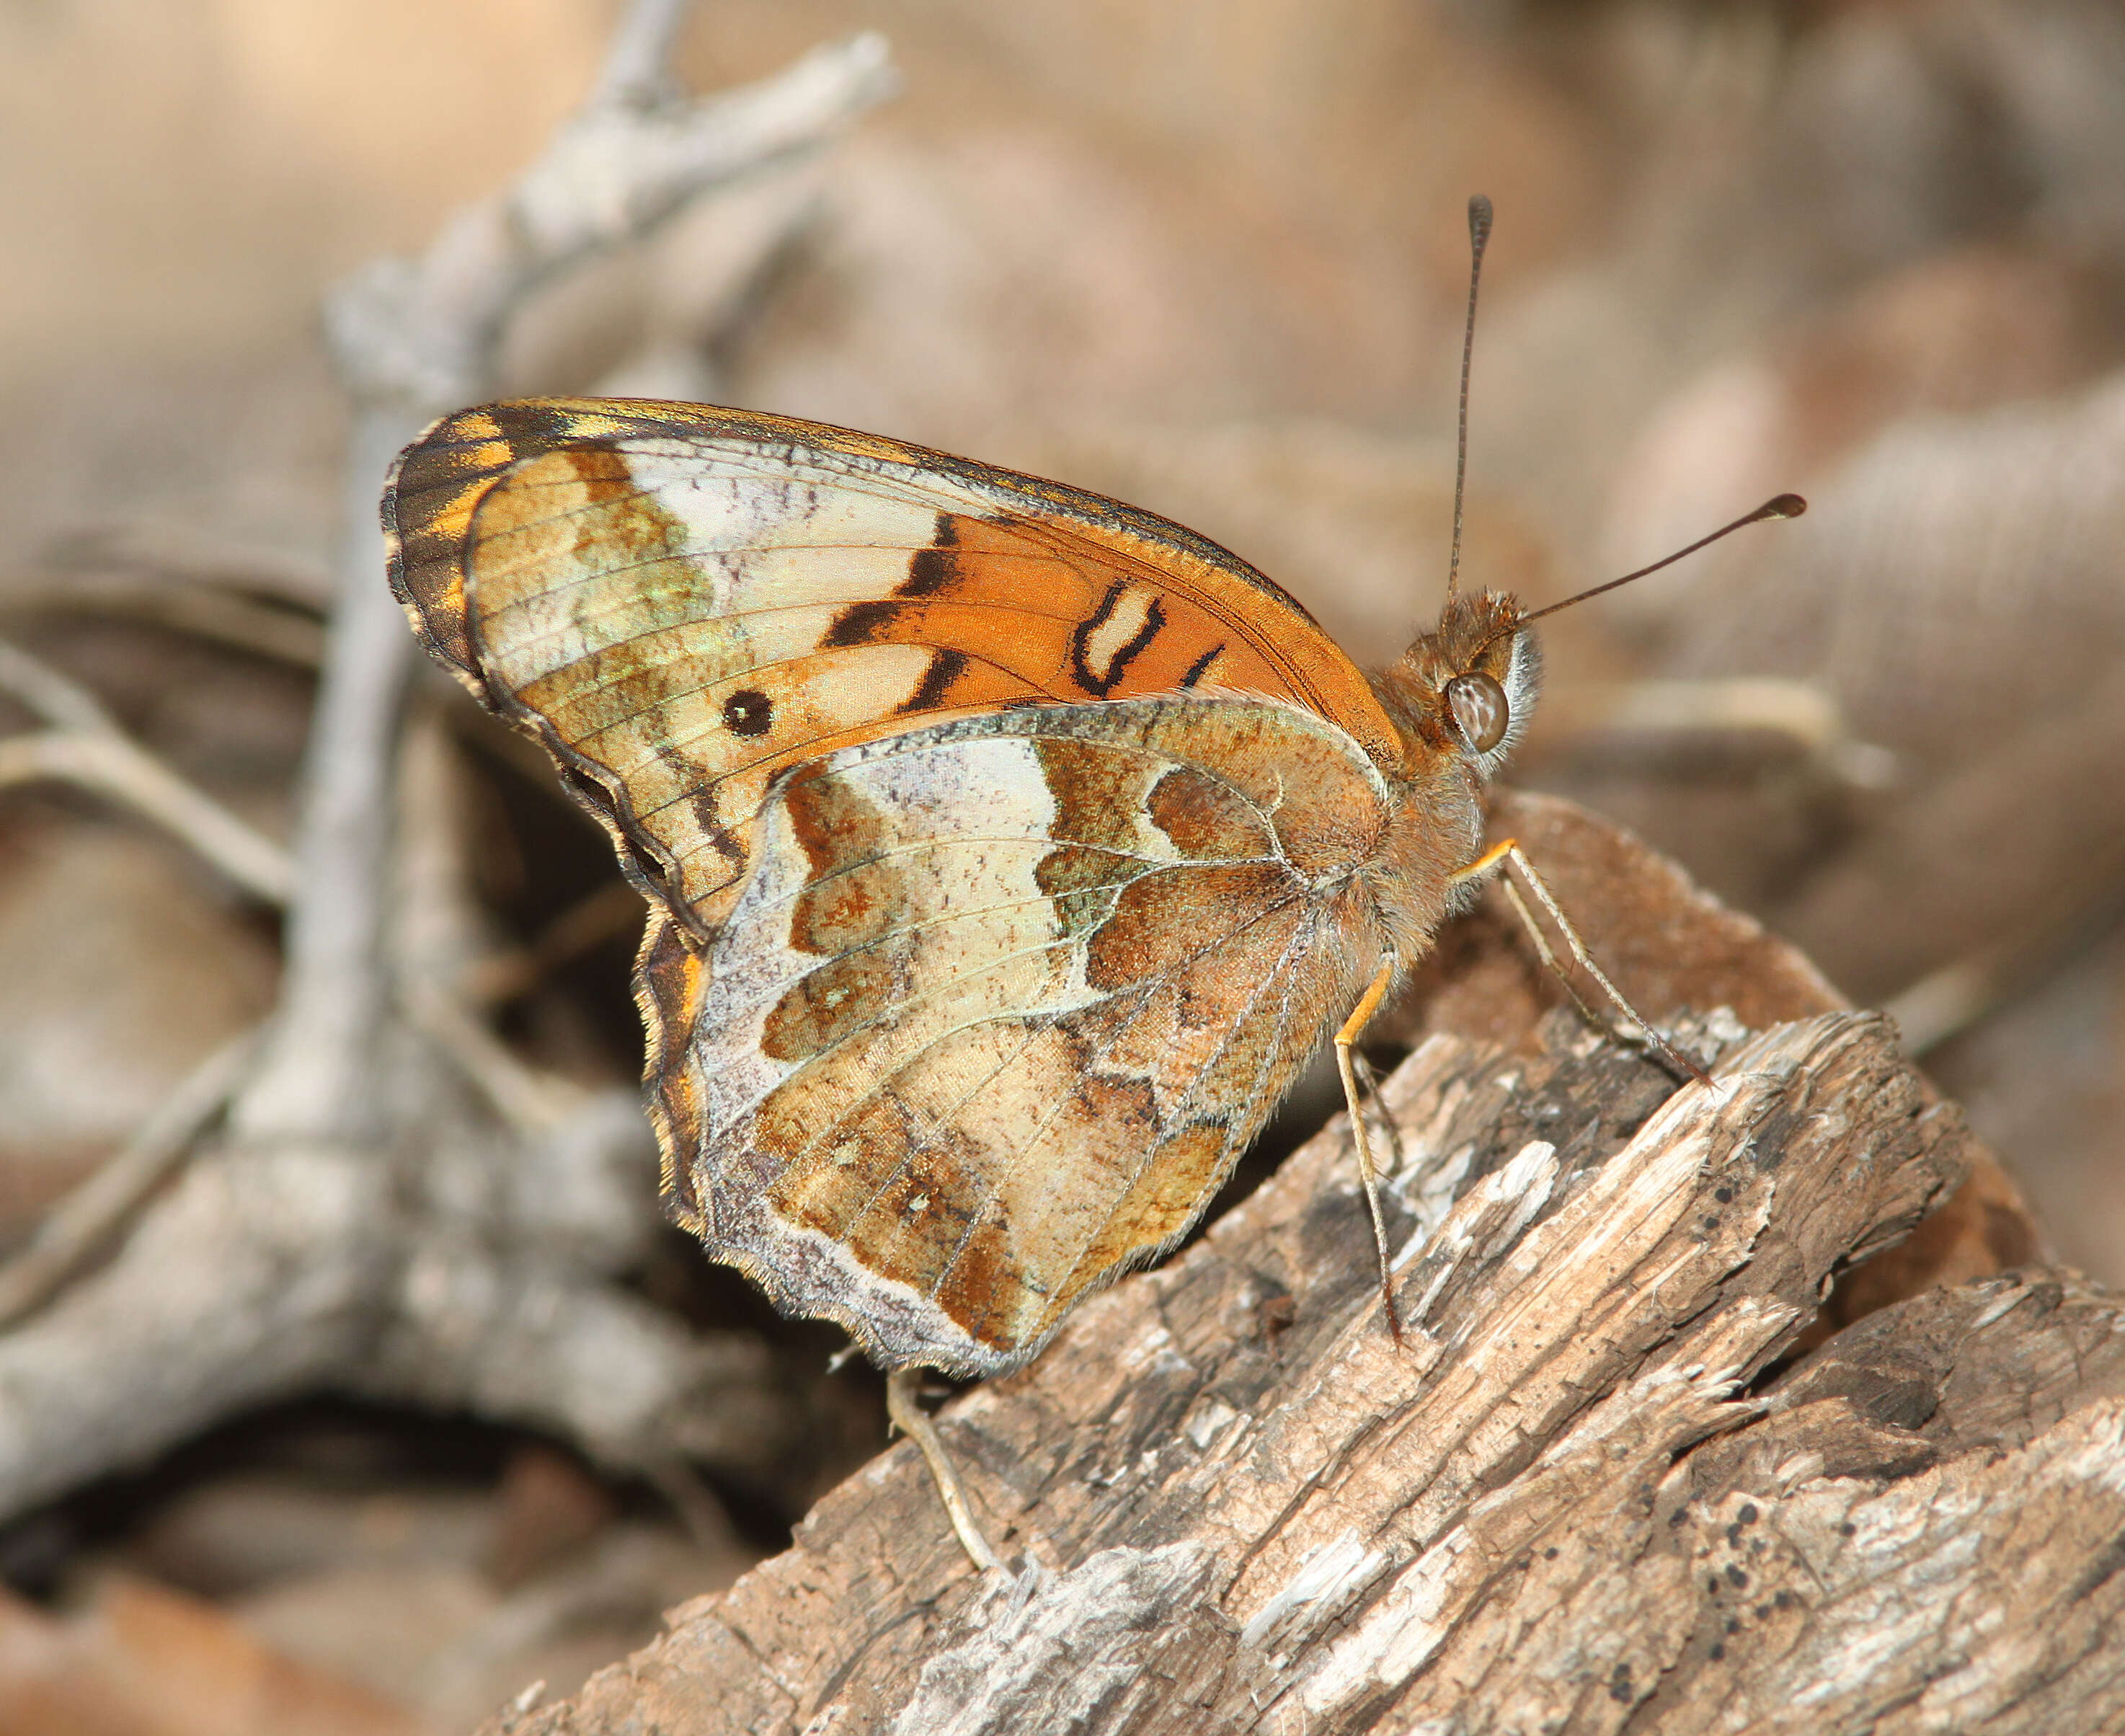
top-left (383, 399), bottom-right (1402, 939)
top-left (652, 696), bottom-right (1393, 1376)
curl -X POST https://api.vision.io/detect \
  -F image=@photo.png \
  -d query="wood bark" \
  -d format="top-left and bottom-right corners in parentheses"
top-left (492, 792), bottom-right (2114, 1736)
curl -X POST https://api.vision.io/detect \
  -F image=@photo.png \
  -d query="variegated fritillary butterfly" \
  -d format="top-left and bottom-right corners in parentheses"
top-left (381, 215), bottom-right (1801, 1568)
top-left (384, 386), bottom-right (1798, 1350)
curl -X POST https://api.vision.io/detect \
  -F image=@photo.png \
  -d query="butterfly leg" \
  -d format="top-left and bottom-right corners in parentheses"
top-left (1451, 839), bottom-right (1711, 1087)
top-left (885, 1368), bottom-right (1004, 1575)
top-left (1334, 956), bottom-right (1406, 1345)
top-left (1350, 1049), bottom-right (1406, 1179)
top-left (1494, 881), bottom-right (1615, 1036)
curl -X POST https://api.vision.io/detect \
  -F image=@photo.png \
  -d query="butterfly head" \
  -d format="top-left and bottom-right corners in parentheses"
top-left (1378, 590), bottom-right (1540, 783)
top-left (1378, 488), bottom-right (1810, 786)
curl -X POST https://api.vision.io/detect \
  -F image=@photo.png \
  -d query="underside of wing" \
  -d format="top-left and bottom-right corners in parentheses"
top-left (646, 696), bottom-right (1395, 1376)
top-left (382, 398), bottom-right (1402, 939)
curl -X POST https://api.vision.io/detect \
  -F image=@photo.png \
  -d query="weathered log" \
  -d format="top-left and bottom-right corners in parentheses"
top-left (493, 794), bottom-right (2112, 1735)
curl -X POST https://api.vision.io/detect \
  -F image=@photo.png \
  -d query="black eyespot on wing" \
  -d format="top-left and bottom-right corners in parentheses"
top-left (723, 688), bottom-right (774, 737)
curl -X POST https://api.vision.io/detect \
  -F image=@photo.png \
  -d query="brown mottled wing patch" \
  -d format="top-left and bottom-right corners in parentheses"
top-left (381, 398), bottom-right (1401, 940)
top-left (662, 696), bottom-right (1393, 1377)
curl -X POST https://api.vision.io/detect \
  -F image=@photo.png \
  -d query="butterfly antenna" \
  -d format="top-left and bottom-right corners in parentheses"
top-left (1445, 193), bottom-right (1493, 601)
top-left (1513, 493), bottom-right (1806, 632)
top-left (1468, 492), bottom-right (1807, 669)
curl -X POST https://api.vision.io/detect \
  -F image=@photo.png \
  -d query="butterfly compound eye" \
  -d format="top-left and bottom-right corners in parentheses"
top-left (1447, 670), bottom-right (1509, 753)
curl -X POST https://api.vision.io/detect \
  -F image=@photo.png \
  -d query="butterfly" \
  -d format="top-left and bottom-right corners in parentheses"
top-left (382, 362), bottom-right (1798, 1569)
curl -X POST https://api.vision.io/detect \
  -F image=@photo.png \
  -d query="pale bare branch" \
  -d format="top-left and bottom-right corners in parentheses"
top-left (2, 570), bottom-right (325, 667)
top-left (0, 1031), bottom-right (257, 1329)
top-left (0, 0), bottom-right (887, 1525)
top-left (0, 634), bottom-right (123, 736)
top-left (0, 734), bottom-right (293, 904)
top-left (240, 7), bottom-right (894, 1145)
top-left (323, 27), bottom-right (896, 410)
top-left (593, 0), bottom-right (695, 109)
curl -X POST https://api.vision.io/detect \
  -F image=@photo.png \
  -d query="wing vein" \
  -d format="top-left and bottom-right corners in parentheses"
top-left (766, 882), bottom-right (1311, 1244)
top-left (955, 900), bottom-right (1321, 1322)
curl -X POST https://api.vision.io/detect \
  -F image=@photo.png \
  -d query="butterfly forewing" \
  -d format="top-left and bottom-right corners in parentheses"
top-left (384, 400), bottom-right (1401, 941)
top-left (662, 698), bottom-right (1392, 1376)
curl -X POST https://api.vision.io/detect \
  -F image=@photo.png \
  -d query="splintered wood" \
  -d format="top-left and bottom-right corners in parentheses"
top-left (494, 797), bottom-right (2120, 1735)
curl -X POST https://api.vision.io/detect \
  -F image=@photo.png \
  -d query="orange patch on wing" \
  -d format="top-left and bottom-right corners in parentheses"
top-left (1088, 1120), bottom-right (1231, 1270)
top-left (759, 947), bottom-right (905, 1064)
top-left (1032, 737), bottom-right (1164, 860)
top-left (1085, 862), bottom-right (1298, 992)
top-left (1145, 764), bottom-right (1274, 859)
top-left (779, 764), bottom-right (895, 885)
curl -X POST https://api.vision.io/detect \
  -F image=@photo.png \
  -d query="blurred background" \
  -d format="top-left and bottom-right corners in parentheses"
top-left (1, 1), bottom-right (2121, 1730)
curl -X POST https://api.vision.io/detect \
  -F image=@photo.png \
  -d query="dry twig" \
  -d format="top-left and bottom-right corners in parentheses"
top-left (0, 1), bottom-right (895, 1525)
top-left (1, 564), bottom-right (327, 666)
top-left (0, 1031), bottom-right (257, 1330)
top-left (0, 636), bottom-right (295, 903)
